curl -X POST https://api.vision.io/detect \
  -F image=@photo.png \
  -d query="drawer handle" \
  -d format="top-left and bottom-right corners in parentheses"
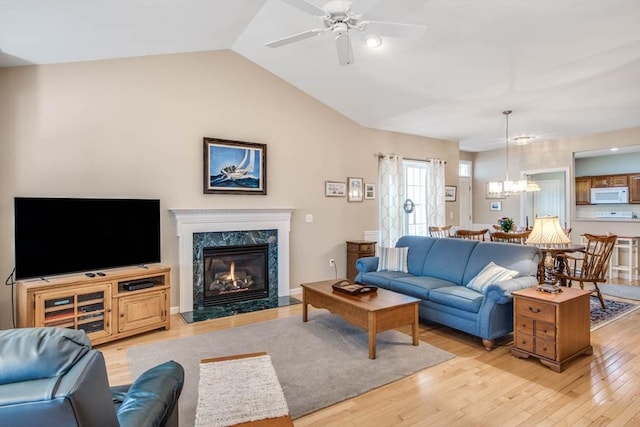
top-left (528, 306), bottom-right (541, 313)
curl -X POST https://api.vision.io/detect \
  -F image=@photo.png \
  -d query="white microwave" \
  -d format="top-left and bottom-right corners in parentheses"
top-left (590, 187), bottom-right (629, 204)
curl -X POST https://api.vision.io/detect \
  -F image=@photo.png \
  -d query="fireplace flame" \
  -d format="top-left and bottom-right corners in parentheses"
top-left (228, 262), bottom-right (235, 282)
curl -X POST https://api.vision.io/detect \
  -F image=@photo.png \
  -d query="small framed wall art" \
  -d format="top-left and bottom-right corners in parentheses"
top-left (347, 177), bottom-right (364, 202)
top-left (365, 183), bottom-right (376, 200)
top-left (325, 181), bottom-right (346, 197)
top-left (203, 137), bottom-right (267, 195)
top-left (490, 201), bottom-right (502, 211)
top-left (444, 185), bottom-right (457, 202)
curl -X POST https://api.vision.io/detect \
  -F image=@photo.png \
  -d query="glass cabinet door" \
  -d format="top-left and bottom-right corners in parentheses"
top-left (35, 284), bottom-right (112, 340)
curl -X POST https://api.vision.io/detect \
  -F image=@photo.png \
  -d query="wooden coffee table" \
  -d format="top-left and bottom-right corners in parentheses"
top-left (300, 280), bottom-right (420, 359)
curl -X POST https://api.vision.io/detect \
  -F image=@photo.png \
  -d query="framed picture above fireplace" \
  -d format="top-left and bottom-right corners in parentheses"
top-left (203, 137), bottom-right (267, 195)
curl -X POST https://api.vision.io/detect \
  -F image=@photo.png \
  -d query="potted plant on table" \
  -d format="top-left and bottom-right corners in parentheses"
top-left (498, 217), bottom-right (514, 233)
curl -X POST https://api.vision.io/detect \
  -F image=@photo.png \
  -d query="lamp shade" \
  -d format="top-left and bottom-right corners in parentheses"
top-left (526, 216), bottom-right (570, 246)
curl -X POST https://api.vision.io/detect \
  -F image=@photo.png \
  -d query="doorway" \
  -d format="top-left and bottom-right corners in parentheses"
top-left (521, 168), bottom-right (570, 229)
top-left (459, 160), bottom-right (472, 228)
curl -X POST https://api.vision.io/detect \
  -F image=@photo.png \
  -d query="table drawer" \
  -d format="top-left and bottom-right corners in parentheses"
top-left (535, 320), bottom-right (556, 340)
top-left (358, 244), bottom-right (375, 253)
top-left (536, 338), bottom-right (556, 359)
top-left (515, 298), bottom-right (555, 323)
top-left (514, 333), bottom-right (534, 353)
top-left (515, 316), bottom-right (533, 335)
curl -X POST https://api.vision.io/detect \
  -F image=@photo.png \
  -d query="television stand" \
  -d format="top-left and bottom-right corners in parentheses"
top-left (16, 264), bottom-right (170, 346)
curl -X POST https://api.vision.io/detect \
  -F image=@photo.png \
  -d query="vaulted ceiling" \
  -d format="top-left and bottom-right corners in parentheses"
top-left (1, 0), bottom-right (639, 152)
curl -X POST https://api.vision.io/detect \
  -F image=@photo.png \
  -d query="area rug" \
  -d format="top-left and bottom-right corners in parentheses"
top-left (195, 354), bottom-right (289, 427)
top-left (128, 311), bottom-right (455, 427)
top-left (598, 284), bottom-right (640, 301)
top-left (590, 296), bottom-right (640, 330)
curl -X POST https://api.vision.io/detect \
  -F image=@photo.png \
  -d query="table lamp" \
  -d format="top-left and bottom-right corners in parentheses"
top-left (525, 216), bottom-right (571, 293)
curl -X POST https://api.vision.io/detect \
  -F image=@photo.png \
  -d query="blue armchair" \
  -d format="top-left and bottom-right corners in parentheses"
top-left (0, 327), bottom-right (184, 427)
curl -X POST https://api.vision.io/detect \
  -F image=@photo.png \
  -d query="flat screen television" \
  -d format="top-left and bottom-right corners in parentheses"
top-left (14, 197), bottom-right (161, 280)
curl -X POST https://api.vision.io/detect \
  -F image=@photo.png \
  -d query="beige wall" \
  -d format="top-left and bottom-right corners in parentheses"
top-left (473, 127), bottom-right (640, 238)
top-left (0, 50), bottom-right (459, 329)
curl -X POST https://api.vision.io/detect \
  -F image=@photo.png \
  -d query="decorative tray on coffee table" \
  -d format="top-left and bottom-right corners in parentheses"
top-left (331, 280), bottom-right (378, 296)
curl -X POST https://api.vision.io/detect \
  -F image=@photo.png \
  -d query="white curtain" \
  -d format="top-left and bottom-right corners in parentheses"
top-left (426, 158), bottom-right (446, 227)
top-left (378, 154), bottom-right (404, 247)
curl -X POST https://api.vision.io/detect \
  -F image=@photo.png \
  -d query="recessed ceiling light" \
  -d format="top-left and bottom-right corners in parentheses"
top-left (610, 147), bottom-right (619, 151)
top-left (364, 34), bottom-right (382, 48)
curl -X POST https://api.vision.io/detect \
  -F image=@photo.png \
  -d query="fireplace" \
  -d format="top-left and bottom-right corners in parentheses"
top-left (170, 208), bottom-right (293, 314)
top-left (203, 244), bottom-right (269, 306)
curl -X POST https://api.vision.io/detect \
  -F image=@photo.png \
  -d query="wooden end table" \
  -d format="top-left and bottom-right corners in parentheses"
top-left (300, 280), bottom-right (420, 359)
top-left (511, 287), bottom-right (592, 372)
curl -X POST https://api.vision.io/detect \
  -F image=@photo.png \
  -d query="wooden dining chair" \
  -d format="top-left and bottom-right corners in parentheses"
top-left (455, 229), bottom-right (489, 241)
top-left (489, 230), bottom-right (531, 244)
top-left (553, 233), bottom-right (617, 309)
top-left (428, 225), bottom-right (452, 238)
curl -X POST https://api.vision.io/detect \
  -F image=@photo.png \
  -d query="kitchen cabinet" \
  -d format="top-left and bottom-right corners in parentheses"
top-left (629, 174), bottom-right (640, 204)
top-left (575, 177), bottom-right (591, 205)
top-left (591, 174), bottom-right (629, 188)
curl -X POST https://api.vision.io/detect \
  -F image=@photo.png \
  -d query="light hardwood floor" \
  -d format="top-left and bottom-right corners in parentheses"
top-left (99, 282), bottom-right (640, 427)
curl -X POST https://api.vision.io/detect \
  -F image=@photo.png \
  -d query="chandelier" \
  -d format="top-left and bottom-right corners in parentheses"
top-left (487, 110), bottom-right (539, 197)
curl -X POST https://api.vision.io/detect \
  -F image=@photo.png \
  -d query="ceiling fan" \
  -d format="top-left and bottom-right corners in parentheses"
top-left (265, 0), bottom-right (426, 66)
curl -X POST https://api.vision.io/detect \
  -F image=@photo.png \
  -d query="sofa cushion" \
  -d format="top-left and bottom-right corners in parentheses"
top-left (358, 271), bottom-right (413, 287)
top-left (463, 242), bottom-right (540, 284)
top-left (428, 286), bottom-right (484, 313)
top-left (387, 276), bottom-right (456, 300)
top-left (395, 236), bottom-right (437, 276)
top-left (420, 238), bottom-right (478, 285)
top-left (466, 262), bottom-right (519, 293)
top-left (377, 246), bottom-right (409, 272)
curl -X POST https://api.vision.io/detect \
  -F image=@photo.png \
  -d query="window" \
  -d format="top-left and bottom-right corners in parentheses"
top-left (403, 160), bottom-right (427, 235)
top-left (459, 160), bottom-right (471, 177)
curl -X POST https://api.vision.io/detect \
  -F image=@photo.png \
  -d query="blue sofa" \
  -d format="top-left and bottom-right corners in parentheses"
top-left (356, 235), bottom-right (541, 350)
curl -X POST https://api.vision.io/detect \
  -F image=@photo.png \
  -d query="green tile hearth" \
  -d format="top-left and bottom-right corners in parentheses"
top-left (181, 296), bottom-right (301, 323)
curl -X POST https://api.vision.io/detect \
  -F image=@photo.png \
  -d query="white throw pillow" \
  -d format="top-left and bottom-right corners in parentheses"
top-left (377, 246), bottom-right (409, 273)
top-left (466, 261), bottom-right (518, 293)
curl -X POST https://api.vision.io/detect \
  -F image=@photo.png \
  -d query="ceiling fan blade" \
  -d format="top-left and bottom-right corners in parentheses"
top-left (281, 0), bottom-right (326, 17)
top-left (265, 28), bottom-right (327, 48)
top-left (360, 20), bottom-right (426, 38)
top-left (335, 34), bottom-right (353, 66)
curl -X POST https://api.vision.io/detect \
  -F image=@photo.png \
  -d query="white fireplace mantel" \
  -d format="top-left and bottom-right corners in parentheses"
top-left (170, 208), bottom-right (294, 313)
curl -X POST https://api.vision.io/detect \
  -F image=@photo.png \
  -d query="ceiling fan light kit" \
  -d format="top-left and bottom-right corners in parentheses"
top-left (512, 135), bottom-right (536, 145)
top-left (265, 0), bottom-right (425, 65)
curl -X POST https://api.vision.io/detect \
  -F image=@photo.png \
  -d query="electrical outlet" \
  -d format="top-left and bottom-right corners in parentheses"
top-left (329, 258), bottom-right (335, 268)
